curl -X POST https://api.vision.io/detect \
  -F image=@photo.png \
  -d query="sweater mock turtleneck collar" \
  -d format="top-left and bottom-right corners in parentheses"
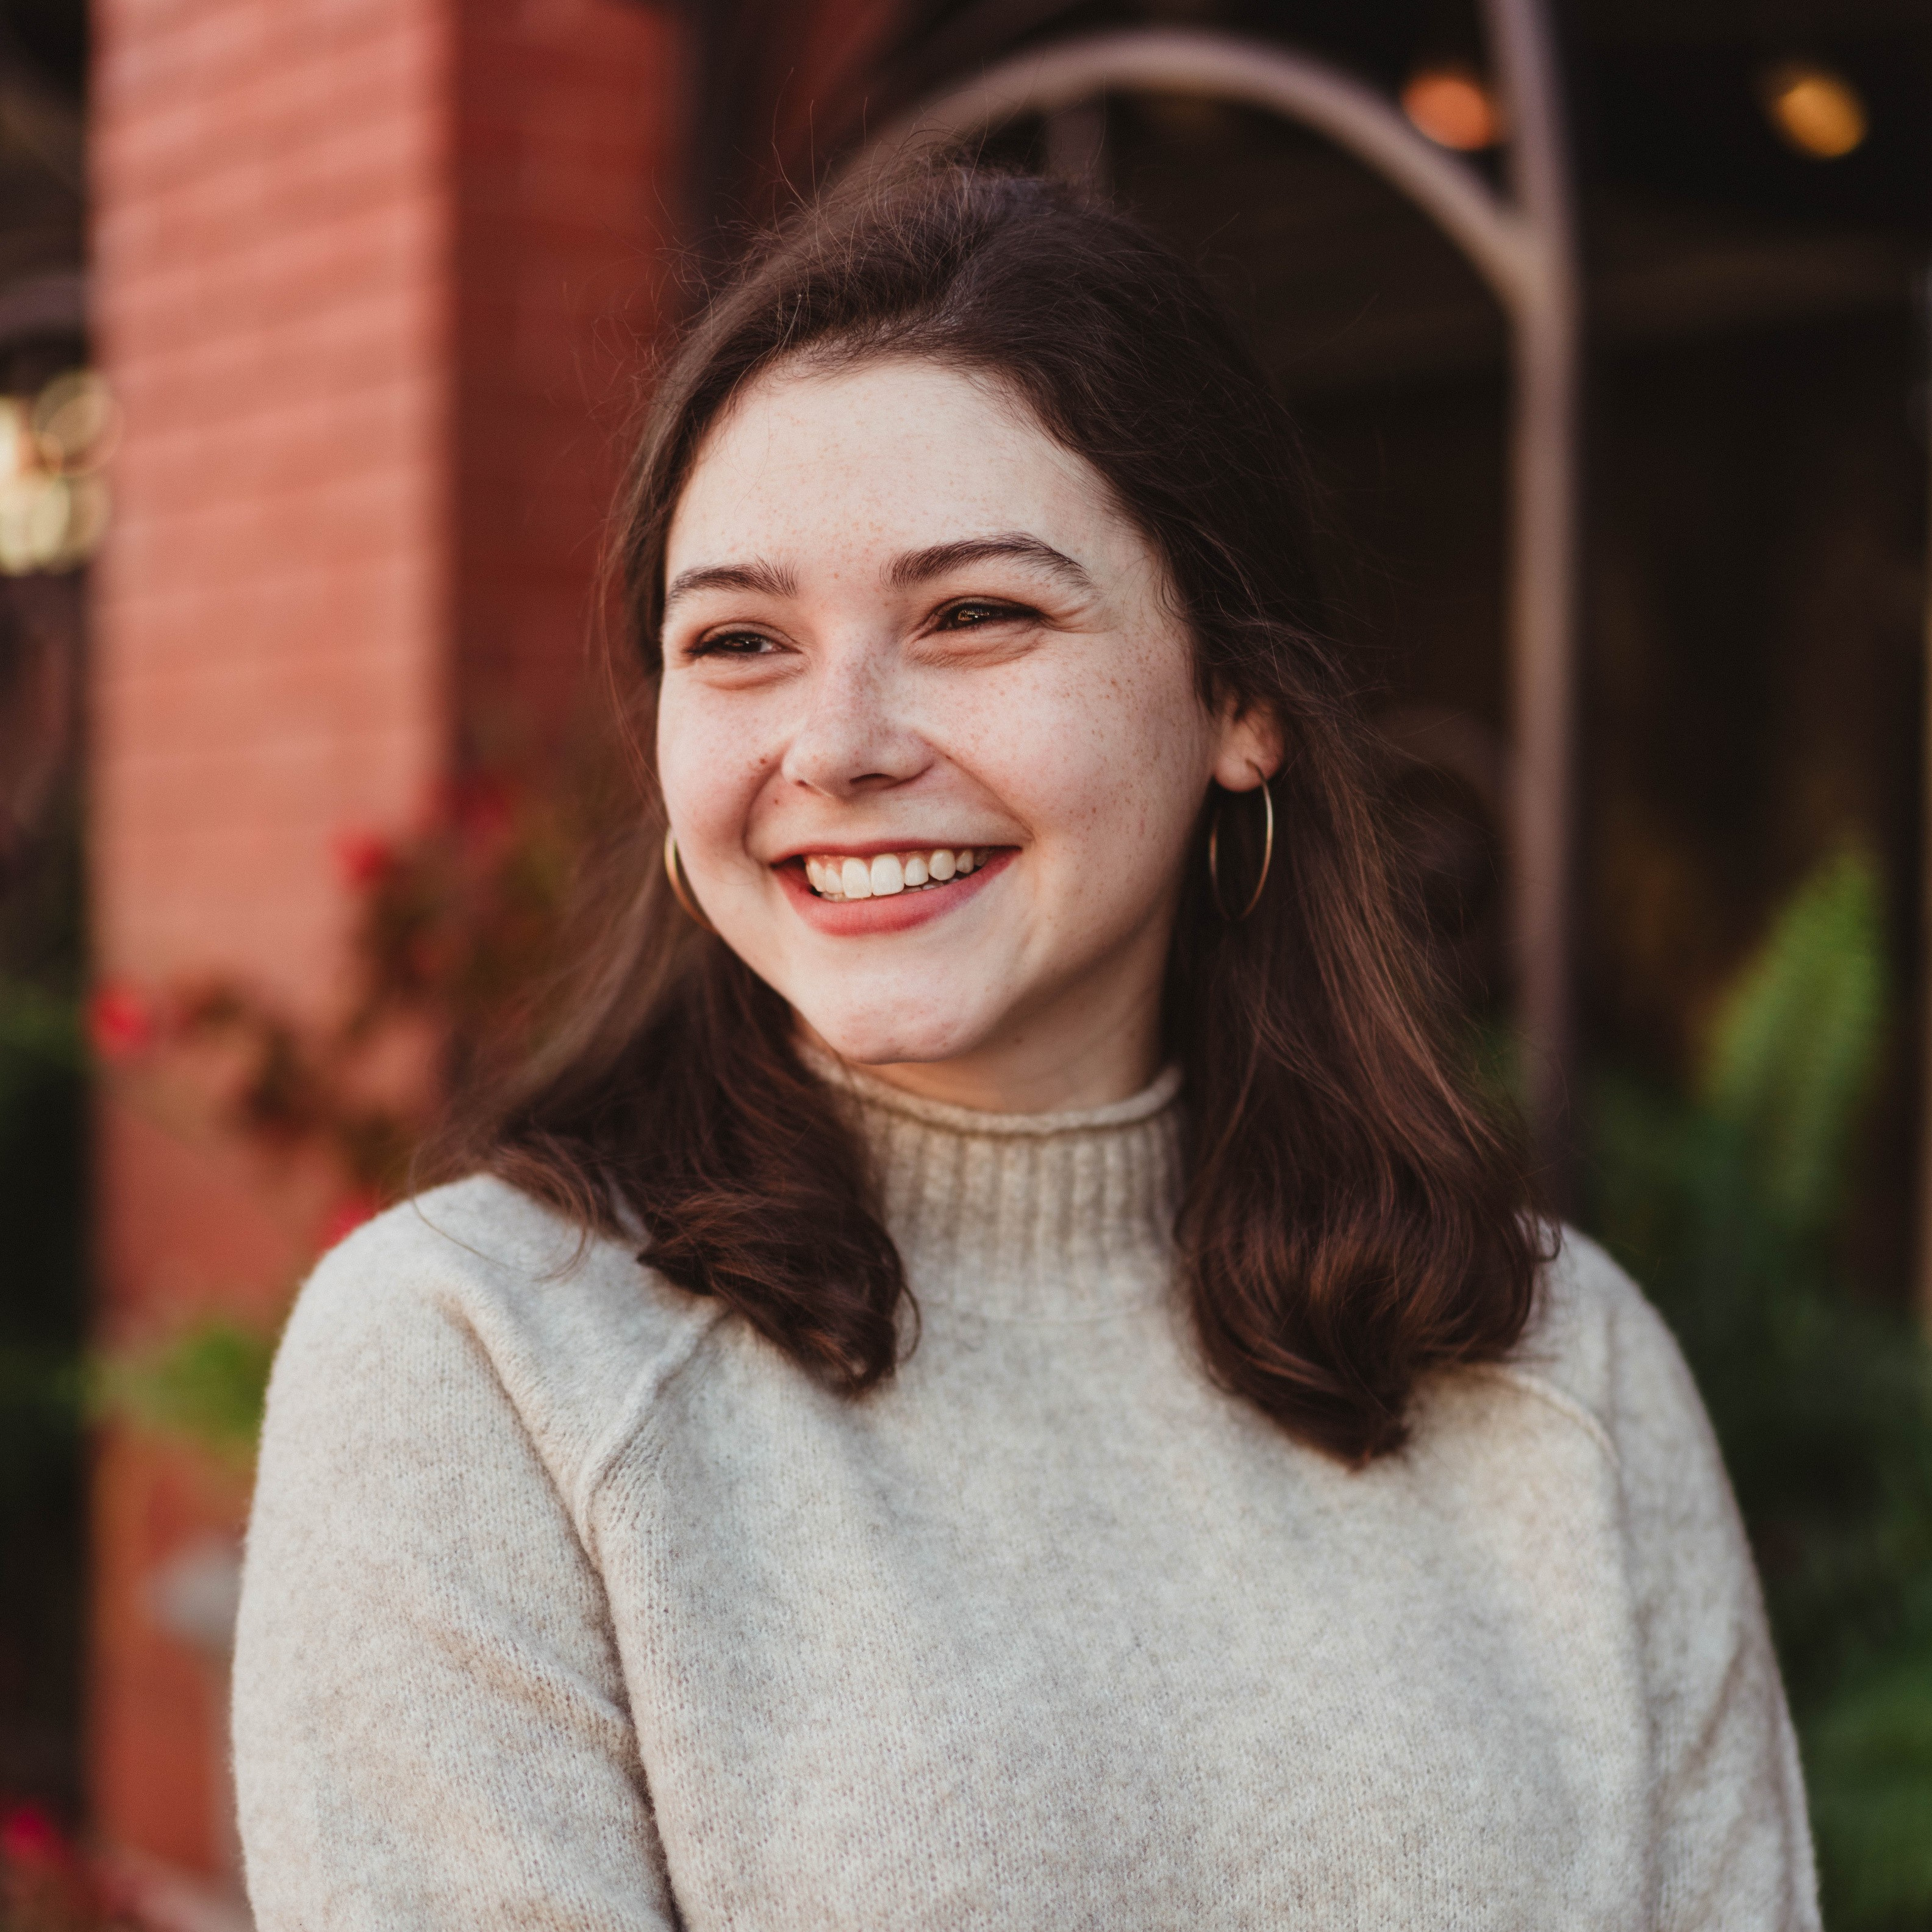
top-left (810, 1057), bottom-right (1186, 1322)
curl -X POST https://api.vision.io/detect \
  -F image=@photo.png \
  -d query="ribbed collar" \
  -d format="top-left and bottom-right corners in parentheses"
top-left (809, 1055), bottom-right (1186, 1322)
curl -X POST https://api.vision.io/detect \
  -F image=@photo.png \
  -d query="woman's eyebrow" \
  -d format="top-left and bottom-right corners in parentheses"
top-left (887, 534), bottom-right (1094, 592)
top-left (663, 558), bottom-right (799, 610)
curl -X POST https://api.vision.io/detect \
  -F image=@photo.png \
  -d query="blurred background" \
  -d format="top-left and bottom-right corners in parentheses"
top-left (1, 0), bottom-right (1930, 1925)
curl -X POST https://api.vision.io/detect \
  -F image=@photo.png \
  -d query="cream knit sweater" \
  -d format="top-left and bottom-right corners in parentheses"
top-left (233, 1066), bottom-right (1818, 1929)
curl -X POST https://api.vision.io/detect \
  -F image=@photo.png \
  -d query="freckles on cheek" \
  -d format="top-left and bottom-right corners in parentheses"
top-left (660, 710), bottom-right (764, 844)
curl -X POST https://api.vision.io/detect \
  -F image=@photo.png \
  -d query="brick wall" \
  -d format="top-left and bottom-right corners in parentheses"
top-left (88, 0), bottom-right (680, 1879)
top-left (454, 1), bottom-right (685, 760)
top-left (92, 0), bottom-right (452, 1007)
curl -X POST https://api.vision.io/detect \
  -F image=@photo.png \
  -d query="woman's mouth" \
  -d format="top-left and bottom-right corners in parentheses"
top-left (801, 848), bottom-right (987, 901)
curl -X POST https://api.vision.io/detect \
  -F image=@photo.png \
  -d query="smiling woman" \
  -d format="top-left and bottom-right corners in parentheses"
top-left (230, 163), bottom-right (1818, 1929)
top-left (656, 358), bottom-right (1268, 1099)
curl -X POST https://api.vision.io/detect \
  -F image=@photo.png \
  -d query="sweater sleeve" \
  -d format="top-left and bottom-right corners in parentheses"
top-left (1578, 1245), bottom-right (1819, 1930)
top-left (232, 1235), bottom-right (681, 1930)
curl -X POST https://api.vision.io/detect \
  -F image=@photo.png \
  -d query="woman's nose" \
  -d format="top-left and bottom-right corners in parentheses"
top-left (778, 653), bottom-right (929, 797)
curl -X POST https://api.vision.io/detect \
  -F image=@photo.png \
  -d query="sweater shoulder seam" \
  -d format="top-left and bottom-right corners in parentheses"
top-left (568, 1301), bottom-right (731, 1542)
top-left (1465, 1361), bottom-right (1623, 1473)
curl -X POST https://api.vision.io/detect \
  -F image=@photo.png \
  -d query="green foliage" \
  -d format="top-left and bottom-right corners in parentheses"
top-left (1701, 850), bottom-right (1891, 1238)
top-left (90, 1317), bottom-right (277, 1468)
top-left (1806, 1651), bottom-right (1932, 1929)
top-left (1587, 846), bottom-right (1932, 1930)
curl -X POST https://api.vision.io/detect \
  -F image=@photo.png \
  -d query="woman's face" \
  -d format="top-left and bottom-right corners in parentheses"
top-left (657, 358), bottom-right (1276, 1111)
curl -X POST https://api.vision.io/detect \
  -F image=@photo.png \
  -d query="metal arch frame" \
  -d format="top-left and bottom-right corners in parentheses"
top-left (865, 9), bottom-right (1582, 1162)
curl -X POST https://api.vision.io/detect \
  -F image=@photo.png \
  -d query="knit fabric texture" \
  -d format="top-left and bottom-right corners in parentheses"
top-left (233, 1065), bottom-right (1819, 1929)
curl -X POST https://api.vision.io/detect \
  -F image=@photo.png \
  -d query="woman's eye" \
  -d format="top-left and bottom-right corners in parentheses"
top-left (690, 630), bottom-right (778, 659)
top-left (937, 600), bottom-right (1028, 631)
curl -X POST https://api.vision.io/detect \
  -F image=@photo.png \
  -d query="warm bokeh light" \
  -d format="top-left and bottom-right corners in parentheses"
top-left (0, 371), bottom-right (114, 575)
top-left (0, 398), bottom-right (27, 484)
top-left (33, 370), bottom-right (119, 475)
top-left (1401, 65), bottom-right (1502, 152)
top-left (1759, 61), bottom-right (1868, 160)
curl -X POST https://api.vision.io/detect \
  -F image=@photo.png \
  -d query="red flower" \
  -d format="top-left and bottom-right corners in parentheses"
top-left (87, 983), bottom-right (155, 1062)
top-left (0, 1799), bottom-right (74, 1872)
top-left (320, 1192), bottom-right (381, 1250)
top-left (333, 830), bottom-right (397, 890)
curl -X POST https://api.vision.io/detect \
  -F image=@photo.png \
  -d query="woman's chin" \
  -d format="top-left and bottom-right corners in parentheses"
top-left (794, 1006), bottom-right (984, 1073)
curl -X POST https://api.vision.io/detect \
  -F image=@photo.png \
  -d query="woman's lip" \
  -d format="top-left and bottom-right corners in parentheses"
top-left (771, 839), bottom-right (1003, 864)
top-left (776, 849), bottom-right (1014, 935)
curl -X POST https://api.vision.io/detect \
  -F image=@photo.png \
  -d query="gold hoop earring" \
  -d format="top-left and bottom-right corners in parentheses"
top-left (1207, 778), bottom-right (1274, 921)
top-left (662, 829), bottom-right (716, 934)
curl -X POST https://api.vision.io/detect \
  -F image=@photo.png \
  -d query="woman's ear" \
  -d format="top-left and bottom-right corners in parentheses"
top-left (1211, 695), bottom-right (1284, 793)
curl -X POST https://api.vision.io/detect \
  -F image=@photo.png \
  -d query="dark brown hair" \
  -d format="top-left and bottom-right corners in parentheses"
top-left (457, 160), bottom-right (1547, 1463)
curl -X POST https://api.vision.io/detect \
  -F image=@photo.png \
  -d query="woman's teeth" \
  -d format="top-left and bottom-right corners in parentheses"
top-left (803, 848), bottom-right (984, 900)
